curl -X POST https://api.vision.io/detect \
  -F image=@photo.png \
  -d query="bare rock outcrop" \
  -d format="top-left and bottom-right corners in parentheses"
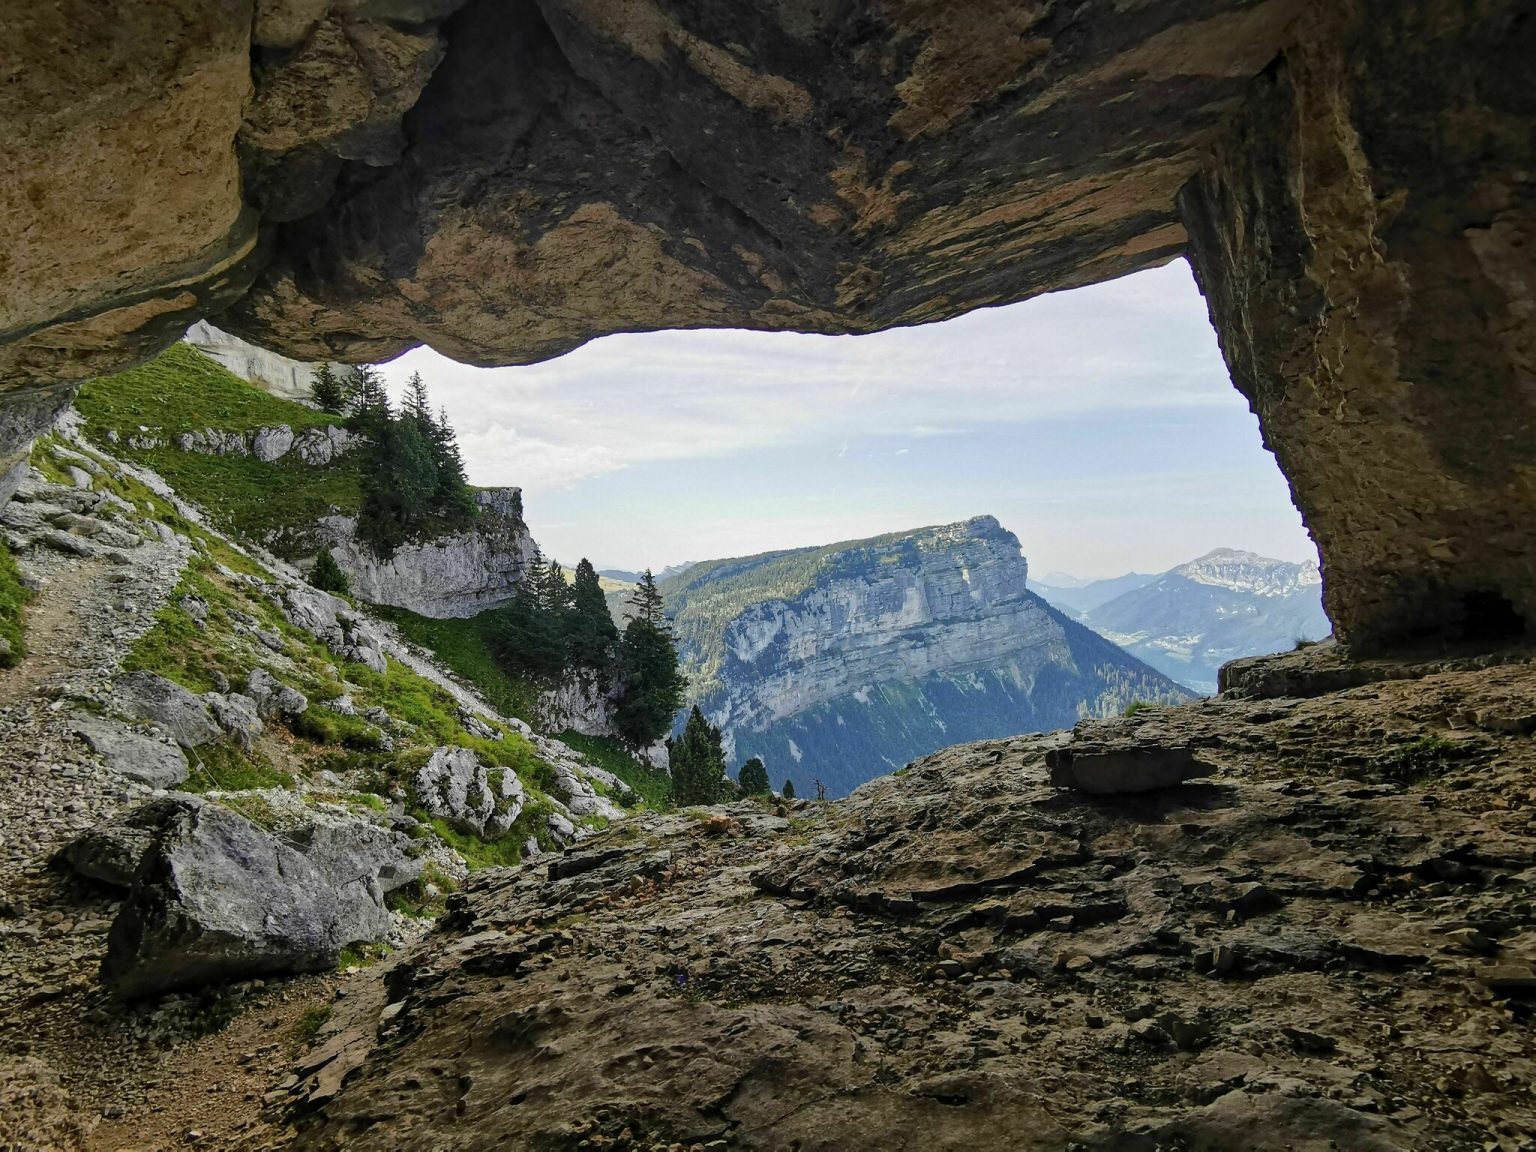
top-left (61, 794), bottom-right (420, 998)
top-left (320, 487), bottom-right (537, 618)
top-left (278, 653), bottom-right (1536, 1147)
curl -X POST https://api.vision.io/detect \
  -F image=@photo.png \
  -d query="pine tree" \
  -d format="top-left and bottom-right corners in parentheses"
top-left (781, 779), bottom-right (796, 800)
top-left (310, 364), bottom-right (346, 413)
top-left (615, 574), bottom-right (685, 748)
top-left (667, 706), bottom-right (725, 806)
top-left (307, 548), bottom-right (350, 594)
top-left (567, 558), bottom-right (618, 670)
top-left (427, 404), bottom-right (476, 528)
top-left (738, 756), bottom-right (769, 796)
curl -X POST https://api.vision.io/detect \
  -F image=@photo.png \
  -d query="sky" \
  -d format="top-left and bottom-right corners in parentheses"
top-left (376, 258), bottom-right (1317, 580)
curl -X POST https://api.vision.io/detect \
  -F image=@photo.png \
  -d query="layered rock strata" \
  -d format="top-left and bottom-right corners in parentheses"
top-left (320, 487), bottom-right (537, 617)
top-left (665, 517), bottom-right (1188, 795)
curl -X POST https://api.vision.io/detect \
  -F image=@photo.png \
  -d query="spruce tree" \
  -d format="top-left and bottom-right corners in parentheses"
top-left (615, 572), bottom-right (685, 748)
top-left (347, 364), bottom-right (392, 439)
top-left (738, 756), bottom-right (769, 796)
top-left (567, 558), bottom-right (618, 670)
top-left (307, 548), bottom-right (350, 594)
top-left (628, 569), bottom-right (667, 629)
top-left (668, 706), bottom-right (725, 806)
top-left (782, 779), bottom-right (796, 800)
top-left (428, 404), bottom-right (476, 528)
top-left (310, 364), bottom-right (346, 413)
top-left (403, 372), bottom-right (432, 426)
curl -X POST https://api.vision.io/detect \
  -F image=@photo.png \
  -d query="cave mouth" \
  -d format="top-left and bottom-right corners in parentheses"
top-left (377, 258), bottom-right (1319, 613)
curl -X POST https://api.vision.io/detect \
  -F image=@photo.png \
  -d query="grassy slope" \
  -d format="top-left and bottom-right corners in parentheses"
top-left (74, 344), bottom-right (361, 556)
top-left (378, 604), bottom-right (673, 810)
top-left (0, 542), bottom-right (32, 667)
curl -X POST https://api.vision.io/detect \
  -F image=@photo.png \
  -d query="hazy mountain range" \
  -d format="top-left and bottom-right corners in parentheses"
top-left (1033, 549), bottom-right (1330, 694)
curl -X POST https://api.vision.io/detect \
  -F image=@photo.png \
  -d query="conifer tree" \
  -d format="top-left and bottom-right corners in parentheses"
top-left (427, 404), bottom-right (476, 527)
top-left (310, 364), bottom-right (346, 413)
top-left (667, 706), bottom-right (725, 806)
top-left (615, 570), bottom-right (685, 748)
top-left (628, 569), bottom-right (667, 629)
top-left (307, 548), bottom-right (350, 594)
top-left (347, 365), bottom-right (392, 438)
top-left (737, 756), bottom-right (769, 796)
top-left (403, 372), bottom-right (432, 426)
top-left (567, 558), bottom-right (619, 670)
top-left (781, 779), bottom-right (796, 800)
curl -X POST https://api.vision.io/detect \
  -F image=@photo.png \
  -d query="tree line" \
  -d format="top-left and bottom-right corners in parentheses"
top-left (489, 565), bottom-right (688, 751)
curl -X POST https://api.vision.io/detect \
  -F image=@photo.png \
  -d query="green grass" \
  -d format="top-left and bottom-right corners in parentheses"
top-left (76, 343), bottom-right (337, 439)
top-left (73, 344), bottom-right (363, 557)
top-left (291, 1004), bottom-right (332, 1048)
top-left (0, 541), bottom-right (33, 668)
top-left (556, 730), bottom-right (671, 810)
top-left (422, 796), bottom-right (558, 869)
top-left (1122, 700), bottom-right (1153, 717)
top-left (182, 742), bottom-right (295, 793)
top-left (372, 605), bottom-right (540, 722)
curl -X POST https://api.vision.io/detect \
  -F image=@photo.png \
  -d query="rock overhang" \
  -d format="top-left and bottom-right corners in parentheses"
top-left (2, 0), bottom-right (1534, 651)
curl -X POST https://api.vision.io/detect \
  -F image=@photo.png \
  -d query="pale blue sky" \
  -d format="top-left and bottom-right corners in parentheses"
top-left (378, 259), bottom-right (1317, 579)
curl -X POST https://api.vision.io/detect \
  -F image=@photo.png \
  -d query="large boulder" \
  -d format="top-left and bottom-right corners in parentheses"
top-left (68, 715), bottom-right (188, 789)
top-left (59, 795), bottom-right (420, 997)
top-left (413, 747), bottom-right (525, 838)
top-left (245, 667), bottom-right (309, 719)
top-left (203, 691), bottom-right (265, 750)
top-left (266, 583), bottom-right (389, 673)
top-left (112, 671), bottom-right (221, 748)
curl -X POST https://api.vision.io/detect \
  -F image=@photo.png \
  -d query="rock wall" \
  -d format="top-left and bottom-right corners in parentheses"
top-left (1, 0), bottom-right (1532, 649)
top-left (673, 517), bottom-right (1189, 794)
top-left (1179, 1), bottom-right (1536, 649)
top-left (183, 321), bottom-right (348, 404)
top-left (320, 487), bottom-right (538, 618)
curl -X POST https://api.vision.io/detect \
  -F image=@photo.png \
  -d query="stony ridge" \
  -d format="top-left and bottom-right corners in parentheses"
top-left (275, 651), bottom-right (1536, 1150)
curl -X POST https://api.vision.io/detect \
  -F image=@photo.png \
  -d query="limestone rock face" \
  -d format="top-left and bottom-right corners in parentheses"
top-left (664, 517), bottom-right (1189, 796)
top-left (412, 746), bottom-right (526, 838)
top-left (1179, 3), bottom-right (1536, 649)
top-left (320, 487), bottom-right (537, 618)
top-left (1, 0), bottom-right (1533, 650)
top-left (183, 321), bottom-right (350, 404)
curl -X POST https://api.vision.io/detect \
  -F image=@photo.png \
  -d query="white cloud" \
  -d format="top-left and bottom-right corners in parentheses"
top-left (378, 259), bottom-right (1230, 492)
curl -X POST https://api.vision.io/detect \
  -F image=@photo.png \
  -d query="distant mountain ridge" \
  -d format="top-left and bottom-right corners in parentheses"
top-left (1046, 548), bottom-right (1329, 695)
top-left (1030, 571), bottom-right (1157, 616)
top-left (657, 517), bottom-right (1190, 796)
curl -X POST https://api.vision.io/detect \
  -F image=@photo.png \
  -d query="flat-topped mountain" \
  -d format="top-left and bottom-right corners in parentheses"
top-left (1056, 549), bottom-right (1330, 694)
top-left (659, 517), bottom-right (1189, 796)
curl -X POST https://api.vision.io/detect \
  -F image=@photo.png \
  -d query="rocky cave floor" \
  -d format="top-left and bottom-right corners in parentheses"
top-left (5, 629), bottom-right (1536, 1148)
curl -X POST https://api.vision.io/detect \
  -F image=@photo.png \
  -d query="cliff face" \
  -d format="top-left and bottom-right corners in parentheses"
top-left (665, 517), bottom-right (1189, 796)
top-left (321, 487), bottom-right (538, 619)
